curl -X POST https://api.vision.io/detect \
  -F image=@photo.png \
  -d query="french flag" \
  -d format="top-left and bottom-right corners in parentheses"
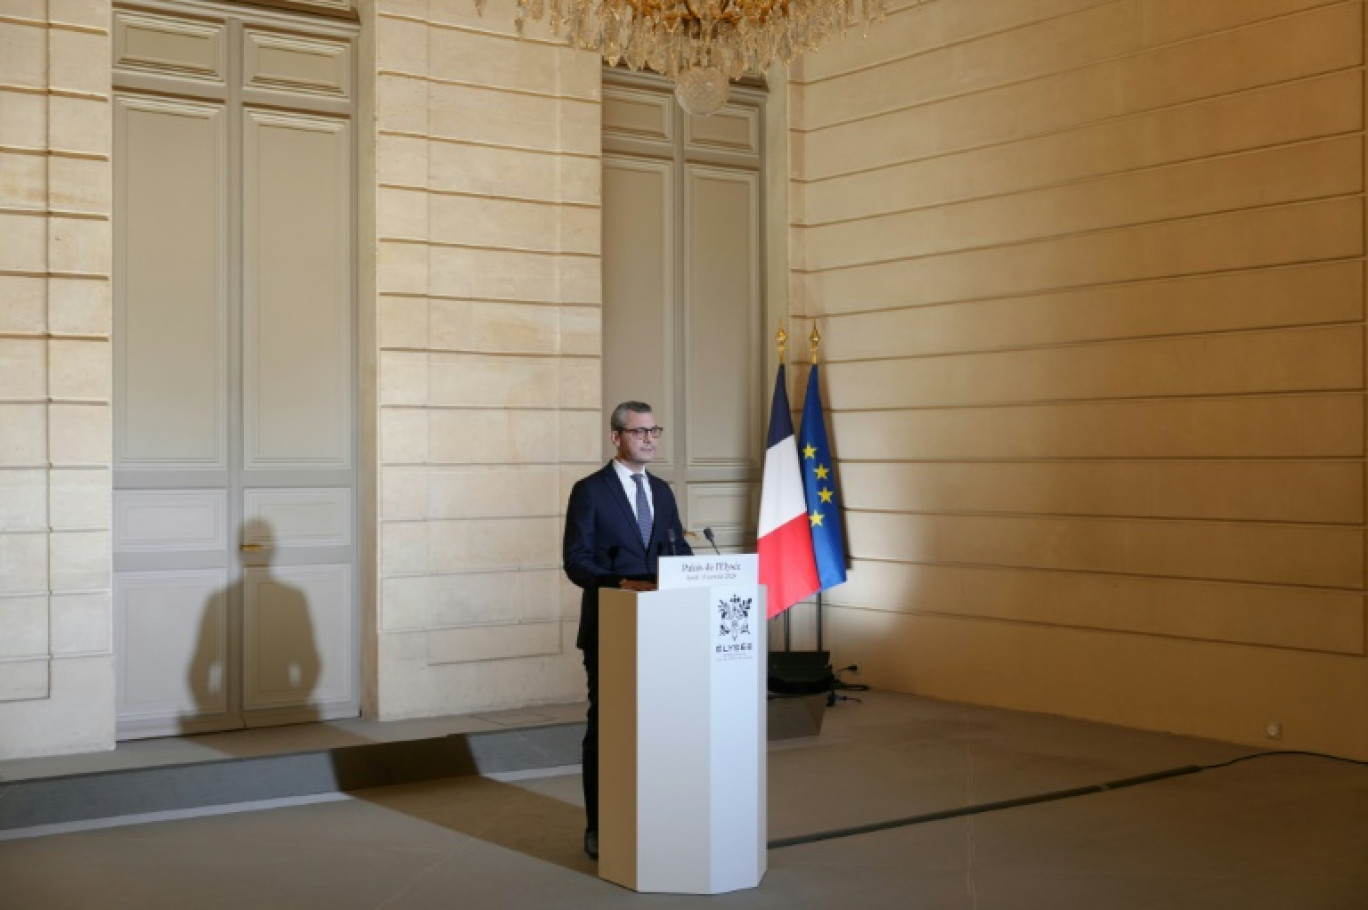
top-left (757, 365), bottom-right (820, 618)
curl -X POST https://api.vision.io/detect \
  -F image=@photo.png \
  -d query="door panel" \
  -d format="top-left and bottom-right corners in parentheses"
top-left (114, 569), bottom-right (231, 724)
top-left (243, 488), bottom-right (352, 548)
top-left (602, 154), bottom-right (674, 467)
top-left (243, 109), bottom-right (352, 470)
top-left (113, 489), bottom-right (229, 553)
top-left (684, 164), bottom-right (761, 477)
top-left (243, 563), bottom-right (351, 716)
top-left (113, 10), bottom-right (227, 91)
top-left (243, 28), bottom-right (352, 98)
top-left (112, 2), bottom-right (358, 739)
top-left (113, 95), bottom-right (228, 469)
top-left (602, 73), bottom-right (765, 552)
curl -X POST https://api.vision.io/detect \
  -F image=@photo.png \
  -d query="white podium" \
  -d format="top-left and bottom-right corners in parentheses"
top-left (598, 565), bottom-right (766, 894)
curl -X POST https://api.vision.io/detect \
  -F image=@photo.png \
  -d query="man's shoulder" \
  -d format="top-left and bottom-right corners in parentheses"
top-left (572, 462), bottom-right (616, 490)
top-left (648, 472), bottom-right (678, 500)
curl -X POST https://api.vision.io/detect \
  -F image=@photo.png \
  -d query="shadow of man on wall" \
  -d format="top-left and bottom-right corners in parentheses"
top-left (186, 517), bottom-right (321, 733)
top-left (178, 518), bottom-right (593, 872)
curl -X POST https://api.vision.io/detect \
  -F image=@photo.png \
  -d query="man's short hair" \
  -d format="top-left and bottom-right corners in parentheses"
top-left (610, 401), bottom-right (653, 431)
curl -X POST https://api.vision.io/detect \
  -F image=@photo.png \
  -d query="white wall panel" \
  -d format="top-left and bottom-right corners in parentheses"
top-left (113, 490), bottom-right (228, 553)
top-left (242, 109), bottom-right (353, 469)
top-left (685, 482), bottom-right (756, 551)
top-left (243, 488), bottom-right (353, 548)
top-left (684, 104), bottom-right (759, 155)
top-left (113, 10), bottom-right (226, 83)
top-left (287, 0), bottom-right (354, 15)
top-left (115, 569), bottom-right (230, 719)
top-left (602, 85), bottom-right (674, 143)
top-left (114, 95), bottom-right (227, 469)
top-left (684, 165), bottom-right (761, 473)
top-left (602, 155), bottom-right (674, 464)
top-left (242, 564), bottom-right (352, 709)
top-left (244, 29), bottom-right (352, 99)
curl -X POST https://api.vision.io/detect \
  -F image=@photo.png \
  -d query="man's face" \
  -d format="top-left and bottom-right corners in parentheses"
top-left (612, 411), bottom-right (659, 469)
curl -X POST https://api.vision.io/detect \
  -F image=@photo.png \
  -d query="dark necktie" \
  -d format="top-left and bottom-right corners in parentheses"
top-left (631, 474), bottom-right (653, 547)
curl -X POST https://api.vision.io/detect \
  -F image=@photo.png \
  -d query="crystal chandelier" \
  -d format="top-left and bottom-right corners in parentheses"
top-left (480, 0), bottom-right (888, 116)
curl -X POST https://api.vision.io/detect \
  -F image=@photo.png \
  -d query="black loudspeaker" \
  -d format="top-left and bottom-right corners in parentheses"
top-left (768, 650), bottom-right (835, 696)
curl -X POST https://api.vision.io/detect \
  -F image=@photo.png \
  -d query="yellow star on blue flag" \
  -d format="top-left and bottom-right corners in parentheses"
top-left (797, 365), bottom-right (847, 591)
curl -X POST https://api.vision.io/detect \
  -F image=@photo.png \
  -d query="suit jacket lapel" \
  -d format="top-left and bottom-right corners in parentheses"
top-left (646, 474), bottom-right (669, 549)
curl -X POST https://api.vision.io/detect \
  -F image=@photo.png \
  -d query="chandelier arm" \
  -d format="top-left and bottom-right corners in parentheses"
top-left (650, 0), bottom-right (760, 29)
top-left (488, 0), bottom-right (898, 114)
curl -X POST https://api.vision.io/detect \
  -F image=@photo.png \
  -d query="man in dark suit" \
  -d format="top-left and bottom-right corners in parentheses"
top-left (563, 400), bottom-right (692, 860)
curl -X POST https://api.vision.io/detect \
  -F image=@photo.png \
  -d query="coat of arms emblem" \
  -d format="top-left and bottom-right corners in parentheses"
top-left (717, 594), bottom-right (752, 642)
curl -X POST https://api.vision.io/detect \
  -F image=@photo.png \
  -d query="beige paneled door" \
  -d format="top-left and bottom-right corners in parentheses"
top-left (111, 1), bottom-right (358, 737)
top-left (601, 72), bottom-right (766, 549)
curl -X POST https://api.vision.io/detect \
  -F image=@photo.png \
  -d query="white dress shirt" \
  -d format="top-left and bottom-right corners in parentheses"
top-left (612, 458), bottom-right (654, 523)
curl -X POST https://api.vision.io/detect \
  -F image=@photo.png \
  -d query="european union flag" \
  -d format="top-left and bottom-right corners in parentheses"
top-left (797, 364), bottom-right (847, 591)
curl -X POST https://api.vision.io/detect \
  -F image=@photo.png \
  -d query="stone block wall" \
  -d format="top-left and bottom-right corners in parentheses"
top-left (371, 0), bottom-right (602, 718)
top-left (789, 0), bottom-right (1368, 758)
top-left (0, 0), bottom-right (115, 758)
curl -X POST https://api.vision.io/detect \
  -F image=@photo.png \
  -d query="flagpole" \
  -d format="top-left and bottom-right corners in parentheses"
top-left (810, 324), bottom-right (823, 655)
top-left (777, 325), bottom-right (792, 654)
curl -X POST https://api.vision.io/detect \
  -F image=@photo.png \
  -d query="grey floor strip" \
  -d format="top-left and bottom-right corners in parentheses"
top-left (0, 723), bottom-right (585, 831)
top-left (0, 793), bottom-right (356, 842)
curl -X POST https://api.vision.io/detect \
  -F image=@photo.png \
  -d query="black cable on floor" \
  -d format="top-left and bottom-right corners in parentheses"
top-left (767, 748), bottom-right (1368, 850)
top-left (1194, 749), bottom-right (1368, 771)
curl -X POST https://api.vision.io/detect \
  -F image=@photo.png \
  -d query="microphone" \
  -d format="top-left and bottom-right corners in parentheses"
top-left (607, 545), bottom-right (620, 573)
top-left (666, 528), bottom-right (676, 557)
top-left (703, 527), bottom-right (721, 556)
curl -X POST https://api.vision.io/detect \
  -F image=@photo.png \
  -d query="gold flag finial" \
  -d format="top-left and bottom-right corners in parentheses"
top-left (809, 324), bottom-right (821, 365)
top-left (776, 325), bottom-right (788, 360)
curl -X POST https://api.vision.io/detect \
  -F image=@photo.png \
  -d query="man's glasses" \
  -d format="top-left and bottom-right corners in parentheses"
top-left (617, 426), bottom-right (664, 440)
